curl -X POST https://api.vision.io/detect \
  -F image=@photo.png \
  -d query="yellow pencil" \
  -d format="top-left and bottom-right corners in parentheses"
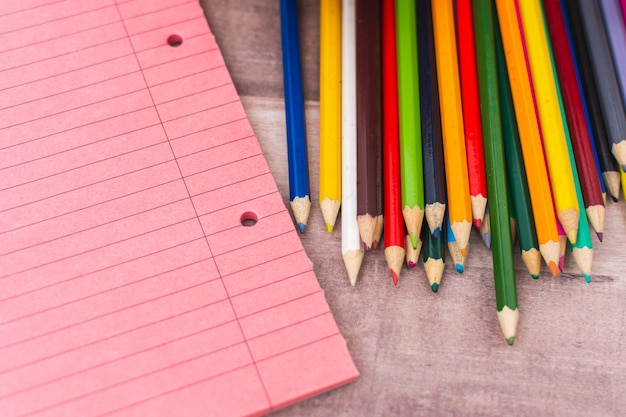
top-left (621, 167), bottom-right (626, 200)
top-left (431, 0), bottom-right (472, 252)
top-left (495, 0), bottom-right (560, 276)
top-left (319, 0), bottom-right (342, 232)
top-left (518, 0), bottom-right (579, 244)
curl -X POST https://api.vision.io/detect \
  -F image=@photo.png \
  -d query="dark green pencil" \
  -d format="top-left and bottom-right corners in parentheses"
top-left (473, 0), bottom-right (518, 345)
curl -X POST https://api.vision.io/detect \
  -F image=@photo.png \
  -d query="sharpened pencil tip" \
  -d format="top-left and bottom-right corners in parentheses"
top-left (431, 283), bottom-right (439, 292)
top-left (531, 274), bottom-right (539, 279)
top-left (363, 242), bottom-right (371, 252)
top-left (483, 232), bottom-right (491, 249)
top-left (549, 262), bottom-right (559, 278)
top-left (298, 223), bottom-right (306, 234)
top-left (584, 274), bottom-right (591, 283)
top-left (596, 232), bottom-right (603, 242)
top-left (558, 256), bottom-right (565, 273)
top-left (473, 218), bottom-right (482, 229)
top-left (432, 227), bottom-right (441, 239)
top-left (372, 240), bottom-right (379, 250)
top-left (507, 336), bottom-right (515, 346)
top-left (408, 261), bottom-right (416, 269)
top-left (325, 222), bottom-right (333, 233)
top-left (455, 264), bottom-right (464, 273)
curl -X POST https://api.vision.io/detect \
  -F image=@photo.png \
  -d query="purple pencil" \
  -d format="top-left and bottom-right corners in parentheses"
top-left (600, 0), bottom-right (626, 105)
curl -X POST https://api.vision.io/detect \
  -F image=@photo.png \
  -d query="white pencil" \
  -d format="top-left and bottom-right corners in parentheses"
top-left (341, 0), bottom-right (363, 285)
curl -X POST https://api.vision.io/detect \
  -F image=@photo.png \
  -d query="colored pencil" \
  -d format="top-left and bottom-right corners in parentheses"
top-left (422, 221), bottom-right (445, 292)
top-left (518, 0), bottom-right (580, 245)
top-left (621, 0), bottom-right (626, 24)
top-left (547, 31), bottom-right (594, 283)
top-left (341, 0), bottom-right (363, 285)
top-left (562, 0), bottom-right (621, 202)
top-left (432, 0), bottom-right (473, 253)
top-left (600, 0), bottom-right (626, 106)
top-left (544, 0), bottom-right (605, 240)
top-left (457, 0), bottom-right (488, 230)
top-left (356, 0), bottom-right (383, 251)
top-left (574, 0), bottom-right (626, 171)
top-left (417, 0), bottom-right (446, 238)
top-left (382, 0), bottom-right (405, 285)
top-left (319, 0), bottom-right (342, 233)
top-left (496, 26), bottom-right (541, 279)
top-left (560, 2), bottom-right (608, 203)
top-left (279, 0), bottom-right (311, 233)
top-left (621, 167), bottom-right (626, 198)
top-left (395, 0), bottom-right (424, 250)
top-left (447, 215), bottom-right (466, 273)
top-left (495, 0), bottom-right (560, 277)
top-left (473, 0), bottom-right (518, 345)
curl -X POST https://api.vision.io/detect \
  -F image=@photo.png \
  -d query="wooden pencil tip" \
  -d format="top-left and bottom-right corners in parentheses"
top-left (343, 250), bottom-right (364, 286)
top-left (558, 208), bottom-right (579, 244)
top-left (385, 246), bottom-right (405, 284)
top-left (603, 171), bottom-right (621, 201)
top-left (474, 218), bottom-right (482, 230)
top-left (559, 256), bottom-right (565, 273)
top-left (596, 232), bottom-right (603, 242)
top-left (357, 214), bottom-right (377, 252)
top-left (320, 198), bottom-right (340, 232)
top-left (372, 240), bottom-right (380, 250)
top-left (408, 261), bottom-right (416, 269)
top-left (291, 196), bottom-right (311, 232)
top-left (482, 232), bottom-right (491, 249)
top-left (585, 205), bottom-right (605, 238)
top-left (455, 264), bottom-right (464, 273)
top-left (584, 274), bottom-right (591, 283)
top-left (497, 306), bottom-right (519, 345)
top-left (610, 141), bottom-right (626, 171)
top-left (431, 283), bottom-right (439, 292)
top-left (470, 195), bottom-right (487, 231)
top-left (432, 227), bottom-right (441, 239)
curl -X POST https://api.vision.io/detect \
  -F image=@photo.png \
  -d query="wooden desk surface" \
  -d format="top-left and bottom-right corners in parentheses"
top-left (200, 2), bottom-right (626, 416)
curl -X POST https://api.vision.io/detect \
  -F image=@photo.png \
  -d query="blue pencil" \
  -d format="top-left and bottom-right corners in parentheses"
top-left (280, 0), bottom-right (311, 233)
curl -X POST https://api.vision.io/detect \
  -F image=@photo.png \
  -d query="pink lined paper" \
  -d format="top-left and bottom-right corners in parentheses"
top-left (0, 1), bottom-right (358, 416)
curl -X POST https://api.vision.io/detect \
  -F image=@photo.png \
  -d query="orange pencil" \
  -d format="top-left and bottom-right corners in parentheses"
top-left (495, 0), bottom-right (560, 276)
top-left (432, 0), bottom-right (473, 252)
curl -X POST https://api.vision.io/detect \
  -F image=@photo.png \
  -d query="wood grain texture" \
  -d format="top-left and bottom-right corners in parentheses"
top-left (201, 2), bottom-right (626, 416)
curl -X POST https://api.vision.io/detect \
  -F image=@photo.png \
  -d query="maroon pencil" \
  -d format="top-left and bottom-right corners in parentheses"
top-left (356, 0), bottom-right (383, 251)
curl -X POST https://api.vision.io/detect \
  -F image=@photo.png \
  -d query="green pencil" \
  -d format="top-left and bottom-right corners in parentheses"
top-left (544, 8), bottom-right (593, 282)
top-left (496, 25), bottom-right (541, 279)
top-left (473, 0), bottom-right (518, 345)
top-left (395, 0), bottom-right (424, 249)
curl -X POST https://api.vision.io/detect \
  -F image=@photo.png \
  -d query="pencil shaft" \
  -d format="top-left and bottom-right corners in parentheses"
top-left (547, 28), bottom-right (594, 281)
top-left (561, 0), bottom-right (620, 201)
top-left (341, 0), bottom-right (363, 284)
top-left (416, 0), bottom-right (446, 237)
top-left (457, 0), bottom-right (487, 228)
top-left (396, 0), bottom-right (424, 248)
top-left (473, 0), bottom-right (517, 342)
top-left (574, 0), bottom-right (626, 170)
top-left (600, 0), bottom-right (626, 107)
top-left (518, 0), bottom-right (579, 244)
top-left (319, 0), bottom-right (342, 231)
top-left (544, 0), bottom-right (605, 236)
top-left (495, 0), bottom-right (560, 273)
top-left (279, 0), bottom-right (309, 201)
top-left (383, 0), bottom-right (405, 280)
top-left (496, 24), bottom-right (540, 278)
top-left (432, 0), bottom-right (472, 251)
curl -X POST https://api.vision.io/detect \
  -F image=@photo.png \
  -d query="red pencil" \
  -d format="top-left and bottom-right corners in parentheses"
top-left (382, 0), bottom-right (404, 284)
top-left (456, 0), bottom-right (487, 229)
top-left (544, 0), bottom-right (605, 240)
